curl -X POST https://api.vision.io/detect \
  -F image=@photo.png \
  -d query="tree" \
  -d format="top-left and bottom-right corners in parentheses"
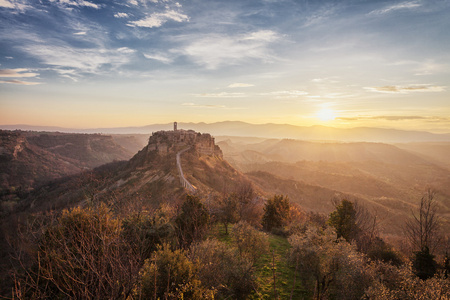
top-left (328, 199), bottom-right (358, 242)
top-left (405, 189), bottom-right (441, 253)
top-left (14, 205), bottom-right (140, 299)
top-left (288, 227), bottom-right (373, 300)
top-left (232, 221), bottom-right (269, 264)
top-left (216, 194), bottom-right (239, 234)
top-left (262, 195), bottom-right (290, 232)
top-left (175, 195), bottom-right (210, 248)
top-left (122, 209), bottom-right (175, 261)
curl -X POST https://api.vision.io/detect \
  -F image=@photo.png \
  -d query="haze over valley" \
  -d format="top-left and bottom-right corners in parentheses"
top-left (1, 0), bottom-right (450, 298)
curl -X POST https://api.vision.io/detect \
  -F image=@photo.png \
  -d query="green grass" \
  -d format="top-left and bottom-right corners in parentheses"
top-left (209, 223), bottom-right (309, 299)
top-left (250, 234), bottom-right (308, 300)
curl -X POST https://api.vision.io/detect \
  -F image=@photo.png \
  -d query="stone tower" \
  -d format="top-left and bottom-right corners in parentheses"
top-left (174, 122), bottom-right (177, 131)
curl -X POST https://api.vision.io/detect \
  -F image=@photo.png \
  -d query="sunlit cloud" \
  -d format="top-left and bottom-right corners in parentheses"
top-left (336, 116), bottom-right (449, 121)
top-left (0, 68), bottom-right (39, 78)
top-left (370, 1), bottom-right (421, 15)
top-left (114, 12), bottom-right (129, 18)
top-left (228, 83), bottom-right (254, 88)
top-left (174, 30), bottom-right (280, 69)
top-left (182, 103), bottom-right (226, 108)
top-left (74, 31), bottom-right (86, 35)
top-left (365, 85), bottom-right (445, 94)
top-left (0, 0), bottom-right (33, 11)
top-left (193, 92), bottom-right (246, 98)
top-left (128, 10), bottom-right (189, 28)
top-left (0, 79), bottom-right (41, 85)
top-left (260, 90), bottom-right (308, 98)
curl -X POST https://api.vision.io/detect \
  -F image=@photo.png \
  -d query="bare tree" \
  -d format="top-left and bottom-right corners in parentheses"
top-left (405, 189), bottom-right (441, 253)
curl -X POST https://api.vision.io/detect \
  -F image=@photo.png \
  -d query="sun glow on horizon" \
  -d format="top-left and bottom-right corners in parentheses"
top-left (316, 108), bottom-right (336, 121)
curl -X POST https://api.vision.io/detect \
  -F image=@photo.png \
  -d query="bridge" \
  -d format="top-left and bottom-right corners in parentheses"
top-left (176, 147), bottom-right (197, 193)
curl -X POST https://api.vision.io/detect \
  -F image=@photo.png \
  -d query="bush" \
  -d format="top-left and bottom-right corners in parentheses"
top-left (413, 246), bottom-right (437, 280)
top-left (16, 205), bottom-right (139, 299)
top-left (138, 244), bottom-right (213, 300)
top-left (122, 210), bottom-right (175, 261)
top-left (232, 221), bottom-right (269, 264)
top-left (190, 239), bottom-right (257, 300)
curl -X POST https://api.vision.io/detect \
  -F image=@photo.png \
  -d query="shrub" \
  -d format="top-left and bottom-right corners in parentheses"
top-left (137, 244), bottom-right (213, 300)
top-left (16, 205), bottom-right (139, 299)
top-left (232, 221), bottom-right (269, 264)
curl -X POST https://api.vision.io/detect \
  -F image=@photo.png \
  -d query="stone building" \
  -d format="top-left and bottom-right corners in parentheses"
top-left (146, 122), bottom-right (222, 157)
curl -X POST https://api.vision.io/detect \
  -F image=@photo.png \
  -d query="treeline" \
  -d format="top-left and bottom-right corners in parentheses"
top-left (8, 186), bottom-right (450, 299)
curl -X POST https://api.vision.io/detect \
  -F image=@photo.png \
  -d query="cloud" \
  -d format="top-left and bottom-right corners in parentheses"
top-left (143, 52), bottom-right (173, 64)
top-left (182, 103), bottom-right (226, 108)
top-left (0, 79), bottom-right (41, 85)
top-left (303, 5), bottom-right (336, 27)
top-left (260, 90), bottom-right (308, 98)
top-left (128, 10), bottom-right (189, 28)
top-left (193, 92), bottom-right (245, 98)
top-left (175, 30), bottom-right (280, 69)
top-left (0, 0), bottom-right (33, 11)
top-left (49, 0), bottom-right (100, 9)
top-left (0, 68), bottom-right (39, 78)
top-left (228, 83), bottom-right (254, 88)
top-left (114, 12), bottom-right (129, 18)
top-left (370, 1), bottom-right (421, 15)
top-left (365, 84), bottom-right (446, 93)
top-left (74, 31), bottom-right (86, 35)
top-left (18, 44), bottom-right (134, 75)
top-left (336, 115), bottom-right (448, 122)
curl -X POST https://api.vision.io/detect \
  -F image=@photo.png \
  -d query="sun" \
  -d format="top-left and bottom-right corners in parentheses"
top-left (317, 108), bottom-right (336, 121)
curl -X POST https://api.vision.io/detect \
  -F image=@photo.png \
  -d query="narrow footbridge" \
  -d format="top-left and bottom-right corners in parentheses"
top-left (176, 147), bottom-right (197, 193)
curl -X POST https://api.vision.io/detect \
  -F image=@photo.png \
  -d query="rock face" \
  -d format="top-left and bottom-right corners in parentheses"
top-left (0, 130), bottom-right (134, 199)
top-left (146, 129), bottom-right (223, 158)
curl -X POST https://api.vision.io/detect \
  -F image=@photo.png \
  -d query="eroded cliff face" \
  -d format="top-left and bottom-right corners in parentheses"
top-left (0, 131), bottom-right (135, 200)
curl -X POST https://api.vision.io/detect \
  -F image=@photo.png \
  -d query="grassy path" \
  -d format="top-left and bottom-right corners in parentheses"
top-left (250, 234), bottom-right (308, 300)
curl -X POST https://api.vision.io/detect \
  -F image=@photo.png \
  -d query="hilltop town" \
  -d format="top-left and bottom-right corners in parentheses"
top-left (147, 122), bottom-right (223, 158)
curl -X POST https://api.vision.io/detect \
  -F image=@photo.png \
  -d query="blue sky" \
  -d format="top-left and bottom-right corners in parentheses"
top-left (1, 0), bottom-right (449, 132)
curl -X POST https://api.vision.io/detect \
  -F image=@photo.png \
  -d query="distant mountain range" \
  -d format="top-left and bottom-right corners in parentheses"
top-left (2, 121), bottom-right (450, 143)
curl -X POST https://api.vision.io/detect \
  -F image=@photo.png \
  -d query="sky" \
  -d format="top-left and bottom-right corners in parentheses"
top-left (1, 0), bottom-right (449, 132)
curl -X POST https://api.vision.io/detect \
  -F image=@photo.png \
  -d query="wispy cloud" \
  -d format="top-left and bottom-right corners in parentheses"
top-left (0, 68), bottom-right (39, 78)
top-left (260, 90), bottom-right (308, 98)
top-left (365, 84), bottom-right (445, 93)
top-left (228, 83), bottom-right (254, 88)
top-left (128, 10), bottom-right (189, 28)
top-left (193, 92), bottom-right (246, 98)
top-left (303, 5), bottom-right (336, 27)
top-left (0, 79), bottom-right (41, 85)
top-left (18, 44), bottom-right (134, 75)
top-left (175, 30), bottom-right (280, 69)
top-left (337, 115), bottom-right (449, 122)
top-left (143, 52), bottom-right (173, 64)
top-left (49, 0), bottom-right (100, 9)
top-left (370, 1), bottom-right (421, 15)
top-left (182, 103), bottom-right (226, 108)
